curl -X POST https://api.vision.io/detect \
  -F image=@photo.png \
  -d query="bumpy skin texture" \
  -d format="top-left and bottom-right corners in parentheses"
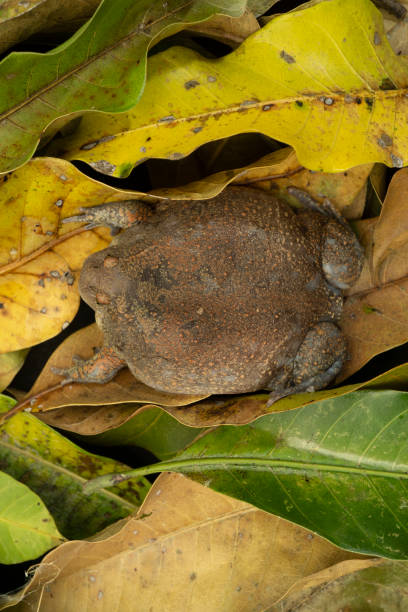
top-left (76, 187), bottom-right (363, 396)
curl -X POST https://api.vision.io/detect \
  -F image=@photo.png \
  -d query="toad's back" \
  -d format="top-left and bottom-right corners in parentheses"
top-left (81, 187), bottom-right (341, 393)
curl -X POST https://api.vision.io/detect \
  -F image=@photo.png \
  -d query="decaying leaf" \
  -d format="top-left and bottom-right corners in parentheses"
top-left (49, 0), bottom-right (408, 176)
top-left (2, 473), bottom-right (363, 611)
top-left (0, 395), bottom-right (150, 540)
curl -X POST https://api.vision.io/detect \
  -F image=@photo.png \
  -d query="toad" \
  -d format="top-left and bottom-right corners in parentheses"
top-left (58, 186), bottom-right (363, 402)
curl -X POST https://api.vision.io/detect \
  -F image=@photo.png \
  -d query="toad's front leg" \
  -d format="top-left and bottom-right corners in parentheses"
top-left (52, 346), bottom-right (126, 384)
top-left (63, 200), bottom-right (153, 234)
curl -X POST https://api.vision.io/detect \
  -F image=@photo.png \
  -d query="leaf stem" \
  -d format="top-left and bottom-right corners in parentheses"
top-left (84, 455), bottom-right (408, 493)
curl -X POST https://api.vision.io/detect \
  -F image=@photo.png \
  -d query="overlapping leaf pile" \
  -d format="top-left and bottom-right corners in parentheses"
top-left (1, 0), bottom-right (408, 609)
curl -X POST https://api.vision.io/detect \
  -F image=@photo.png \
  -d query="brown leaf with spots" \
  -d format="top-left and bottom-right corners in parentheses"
top-left (6, 473), bottom-right (364, 611)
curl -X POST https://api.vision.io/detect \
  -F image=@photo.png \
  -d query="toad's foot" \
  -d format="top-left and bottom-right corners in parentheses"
top-left (265, 321), bottom-right (346, 406)
top-left (51, 346), bottom-right (126, 384)
top-left (63, 200), bottom-right (152, 234)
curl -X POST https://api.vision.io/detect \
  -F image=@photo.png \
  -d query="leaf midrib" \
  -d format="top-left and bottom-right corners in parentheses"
top-left (139, 455), bottom-right (408, 480)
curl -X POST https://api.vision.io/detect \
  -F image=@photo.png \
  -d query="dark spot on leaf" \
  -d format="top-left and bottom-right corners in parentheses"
top-left (263, 104), bottom-right (273, 111)
top-left (38, 278), bottom-right (45, 287)
top-left (146, 137), bottom-right (151, 142)
top-left (185, 80), bottom-right (200, 90)
top-left (192, 126), bottom-right (202, 133)
top-left (90, 160), bottom-right (116, 175)
top-left (364, 97), bottom-right (373, 110)
top-left (280, 50), bottom-right (295, 63)
top-left (0, 303), bottom-right (3, 309)
top-left (374, 31), bottom-right (381, 45)
top-left (391, 154), bottom-right (403, 168)
top-left (363, 304), bottom-right (382, 314)
top-left (377, 132), bottom-right (393, 148)
top-left (190, 572), bottom-right (197, 581)
top-left (380, 78), bottom-right (396, 91)
top-left (355, 97), bottom-right (362, 105)
top-left (343, 172), bottom-right (348, 177)
top-left (295, 100), bottom-right (303, 107)
top-left (158, 115), bottom-right (176, 123)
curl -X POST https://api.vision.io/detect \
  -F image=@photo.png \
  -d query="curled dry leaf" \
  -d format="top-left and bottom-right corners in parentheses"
top-left (0, 0), bottom-right (100, 54)
top-left (3, 473), bottom-right (363, 611)
top-left (153, 147), bottom-right (373, 219)
top-left (340, 167), bottom-right (408, 380)
top-left (187, 9), bottom-right (260, 47)
top-left (49, 0), bottom-right (408, 176)
top-left (273, 559), bottom-right (408, 612)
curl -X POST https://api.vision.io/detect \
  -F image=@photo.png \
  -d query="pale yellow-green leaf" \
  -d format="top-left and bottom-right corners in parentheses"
top-left (48, 0), bottom-right (408, 176)
top-left (0, 470), bottom-right (63, 564)
top-left (0, 349), bottom-right (27, 391)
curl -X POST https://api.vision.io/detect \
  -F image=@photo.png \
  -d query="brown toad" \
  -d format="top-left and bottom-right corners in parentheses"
top-left (59, 186), bottom-right (363, 402)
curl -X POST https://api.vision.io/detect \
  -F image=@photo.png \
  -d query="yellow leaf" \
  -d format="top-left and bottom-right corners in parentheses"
top-left (0, 157), bottom-right (152, 352)
top-left (48, 0), bottom-right (408, 176)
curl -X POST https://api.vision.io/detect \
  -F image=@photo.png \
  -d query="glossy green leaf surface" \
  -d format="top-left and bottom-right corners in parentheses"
top-left (0, 396), bottom-right (149, 539)
top-left (0, 0), bottom-right (252, 174)
top-left (0, 470), bottom-right (63, 564)
top-left (87, 390), bottom-right (408, 559)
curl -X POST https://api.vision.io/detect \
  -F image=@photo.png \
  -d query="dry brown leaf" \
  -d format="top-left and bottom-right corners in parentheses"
top-left (7, 473), bottom-right (362, 612)
top-left (270, 558), bottom-right (383, 611)
top-left (187, 9), bottom-right (260, 46)
top-left (340, 169), bottom-right (408, 380)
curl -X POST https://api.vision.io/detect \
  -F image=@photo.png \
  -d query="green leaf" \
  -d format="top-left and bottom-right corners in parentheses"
top-left (51, 0), bottom-right (408, 176)
top-left (0, 0), bottom-right (255, 174)
top-left (86, 390), bottom-right (408, 559)
top-left (0, 470), bottom-right (63, 564)
top-left (0, 395), bottom-right (150, 539)
top-left (77, 406), bottom-right (204, 461)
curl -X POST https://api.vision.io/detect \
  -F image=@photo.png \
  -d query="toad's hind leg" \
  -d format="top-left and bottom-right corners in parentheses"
top-left (266, 322), bottom-right (347, 405)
